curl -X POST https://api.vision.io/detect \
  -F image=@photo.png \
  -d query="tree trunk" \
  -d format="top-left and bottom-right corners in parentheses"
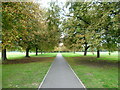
top-left (97, 49), bottom-right (100, 58)
top-left (109, 52), bottom-right (111, 55)
top-left (84, 49), bottom-right (87, 56)
top-left (26, 48), bottom-right (30, 57)
top-left (2, 48), bottom-right (7, 60)
top-left (36, 47), bottom-right (38, 56)
top-left (84, 43), bottom-right (89, 56)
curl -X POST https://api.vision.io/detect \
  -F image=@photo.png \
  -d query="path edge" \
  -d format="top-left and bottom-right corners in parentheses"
top-left (65, 59), bottom-right (86, 89)
top-left (38, 57), bottom-right (55, 89)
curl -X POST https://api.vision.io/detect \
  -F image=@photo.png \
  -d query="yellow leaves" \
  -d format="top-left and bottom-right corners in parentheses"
top-left (76, 34), bottom-right (84, 38)
top-left (2, 2), bottom-right (60, 51)
top-left (2, 30), bottom-right (18, 47)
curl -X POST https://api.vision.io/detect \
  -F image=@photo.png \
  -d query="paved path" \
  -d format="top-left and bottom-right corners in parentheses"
top-left (39, 53), bottom-right (85, 88)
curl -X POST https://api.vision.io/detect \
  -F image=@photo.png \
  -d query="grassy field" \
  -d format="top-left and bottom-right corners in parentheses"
top-left (62, 52), bottom-right (118, 88)
top-left (0, 52), bottom-right (57, 60)
top-left (1, 52), bottom-right (118, 88)
top-left (3, 61), bottom-right (52, 88)
top-left (2, 52), bottom-right (57, 88)
top-left (62, 51), bottom-right (118, 61)
top-left (31, 53), bottom-right (57, 57)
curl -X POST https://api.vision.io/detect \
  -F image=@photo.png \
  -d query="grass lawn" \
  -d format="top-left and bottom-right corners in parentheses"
top-left (2, 52), bottom-right (57, 88)
top-left (2, 61), bottom-right (52, 88)
top-left (31, 53), bottom-right (57, 57)
top-left (62, 52), bottom-right (118, 88)
top-left (0, 52), bottom-right (57, 60)
top-left (61, 53), bottom-right (83, 57)
top-left (62, 51), bottom-right (118, 61)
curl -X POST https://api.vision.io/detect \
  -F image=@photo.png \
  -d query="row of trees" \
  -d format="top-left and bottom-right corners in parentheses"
top-left (2, 2), bottom-right (61, 60)
top-left (62, 1), bottom-right (119, 57)
top-left (1, 1), bottom-right (119, 60)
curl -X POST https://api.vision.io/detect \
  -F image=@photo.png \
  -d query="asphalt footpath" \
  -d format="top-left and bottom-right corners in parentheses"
top-left (39, 53), bottom-right (86, 89)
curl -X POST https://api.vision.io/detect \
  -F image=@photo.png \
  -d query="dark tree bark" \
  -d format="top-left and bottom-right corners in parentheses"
top-left (84, 49), bottom-right (87, 56)
top-left (36, 47), bottom-right (38, 56)
top-left (2, 48), bottom-right (7, 60)
top-left (26, 48), bottom-right (30, 57)
top-left (97, 49), bottom-right (100, 58)
top-left (84, 43), bottom-right (90, 56)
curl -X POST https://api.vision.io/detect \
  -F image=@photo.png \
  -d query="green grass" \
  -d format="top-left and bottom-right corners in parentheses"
top-left (2, 61), bottom-right (52, 88)
top-left (72, 63), bottom-right (118, 88)
top-left (2, 52), bottom-right (57, 88)
top-left (61, 53), bottom-right (83, 57)
top-left (0, 52), bottom-right (57, 60)
top-left (1, 52), bottom-right (118, 88)
top-left (62, 52), bottom-right (118, 61)
top-left (63, 53), bottom-right (118, 88)
top-left (96, 53), bottom-right (118, 61)
top-left (6, 52), bottom-right (35, 60)
top-left (31, 53), bottom-right (57, 57)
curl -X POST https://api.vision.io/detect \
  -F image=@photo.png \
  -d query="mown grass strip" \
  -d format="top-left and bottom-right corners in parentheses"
top-left (2, 61), bottom-right (53, 88)
top-left (64, 54), bottom-right (118, 88)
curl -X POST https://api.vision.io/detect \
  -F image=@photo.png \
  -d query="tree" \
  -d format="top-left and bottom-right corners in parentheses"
top-left (2, 2), bottom-right (22, 60)
top-left (2, 2), bottom-right (46, 59)
top-left (88, 2), bottom-right (119, 58)
top-left (63, 2), bottom-right (92, 55)
top-left (44, 2), bottom-right (61, 52)
top-left (62, 1), bottom-right (119, 58)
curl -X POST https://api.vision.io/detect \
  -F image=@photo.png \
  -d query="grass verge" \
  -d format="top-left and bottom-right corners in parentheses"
top-left (3, 62), bottom-right (52, 88)
top-left (0, 52), bottom-right (57, 60)
top-left (2, 53), bottom-right (57, 88)
top-left (62, 52), bottom-right (118, 62)
top-left (62, 53), bottom-right (118, 88)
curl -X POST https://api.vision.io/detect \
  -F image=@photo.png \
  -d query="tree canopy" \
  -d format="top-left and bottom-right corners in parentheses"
top-left (2, 1), bottom-right (61, 60)
top-left (1, 1), bottom-right (119, 60)
top-left (62, 1), bottom-right (119, 57)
